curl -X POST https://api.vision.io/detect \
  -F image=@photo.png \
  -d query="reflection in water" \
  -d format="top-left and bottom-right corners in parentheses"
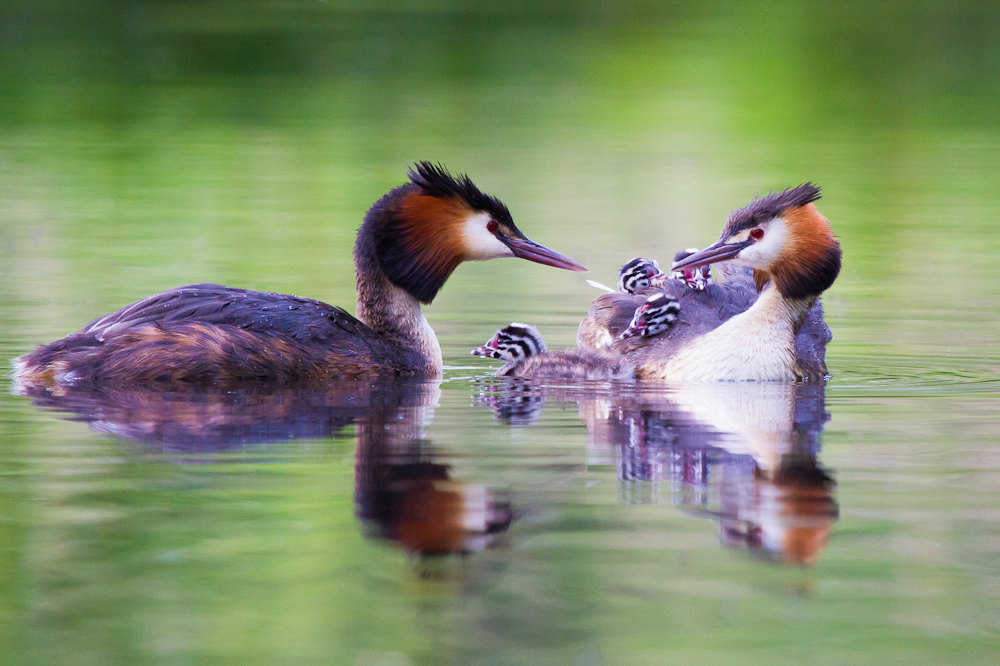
top-left (17, 375), bottom-right (835, 564)
top-left (479, 380), bottom-right (839, 566)
top-left (14, 379), bottom-right (513, 557)
top-left (14, 381), bottom-right (379, 450)
top-left (353, 382), bottom-right (512, 557)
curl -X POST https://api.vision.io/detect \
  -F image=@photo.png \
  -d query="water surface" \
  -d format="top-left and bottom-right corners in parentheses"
top-left (2, 2), bottom-right (999, 665)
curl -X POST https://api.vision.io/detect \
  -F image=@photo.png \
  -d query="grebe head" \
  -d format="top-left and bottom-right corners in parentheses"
top-left (669, 248), bottom-right (712, 291)
top-left (365, 162), bottom-right (586, 304)
top-left (472, 323), bottom-right (547, 370)
top-left (619, 293), bottom-right (680, 340)
top-left (671, 184), bottom-right (841, 300)
top-left (618, 257), bottom-right (666, 294)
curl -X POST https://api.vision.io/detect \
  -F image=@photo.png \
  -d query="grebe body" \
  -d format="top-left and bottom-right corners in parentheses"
top-left (13, 163), bottom-right (586, 386)
top-left (578, 184), bottom-right (840, 382)
top-left (473, 323), bottom-right (634, 381)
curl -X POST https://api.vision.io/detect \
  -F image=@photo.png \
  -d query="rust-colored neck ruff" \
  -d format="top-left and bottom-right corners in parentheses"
top-left (768, 204), bottom-right (841, 300)
top-left (374, 188), bottom-right (472, 304)
top-left (354, 184), bottom-right (470, 373)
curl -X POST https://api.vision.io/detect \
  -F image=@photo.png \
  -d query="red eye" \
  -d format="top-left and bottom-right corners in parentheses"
top-left (487, 220), bottom-right (499, 233)
top-left (750, 228), bottom-right (764, 240)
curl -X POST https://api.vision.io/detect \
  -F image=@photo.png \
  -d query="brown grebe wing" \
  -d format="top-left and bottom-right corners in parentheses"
top-left (82, 283), bottom-right (371, 345)
top-left (16, 284), bottom-right (418, 384)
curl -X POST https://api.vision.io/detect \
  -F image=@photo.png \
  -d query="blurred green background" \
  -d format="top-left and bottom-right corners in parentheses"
top-left (1, 1), bottom-right (999, 665)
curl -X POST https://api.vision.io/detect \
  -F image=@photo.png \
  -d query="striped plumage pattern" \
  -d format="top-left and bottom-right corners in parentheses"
top-left (617, 257), bottom-right (665, 295)
top-left (621, 293), bottom-right (681, 339)
top-left (473, 323), bottom-right (634, 381)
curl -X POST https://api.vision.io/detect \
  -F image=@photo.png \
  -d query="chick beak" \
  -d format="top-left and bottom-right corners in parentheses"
top-left (504, 236), bottom-right (588, 272)
top-left (471, 333), bottom-right (501, 358)
top-left (671, 238), bottom-right (752, 271)
top-left (648, 270), bottom-right (669, 288)
top-left (619, 308), bottom-right (649, 340)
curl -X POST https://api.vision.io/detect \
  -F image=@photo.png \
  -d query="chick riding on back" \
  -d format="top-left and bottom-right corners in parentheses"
top-left (578, 184), bottom-right (840, 382)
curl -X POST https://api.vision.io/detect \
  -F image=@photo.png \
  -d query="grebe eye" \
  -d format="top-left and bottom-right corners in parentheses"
top-left (487, 220), bottom-right (499, 233)
top-left (750, 228), bottom-right (764, 240)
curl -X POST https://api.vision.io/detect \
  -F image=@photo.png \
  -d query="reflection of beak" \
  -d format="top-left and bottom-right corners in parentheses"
top-left (504, 237), bottom-right (588, 272)
top-left (671, 239), bottom-right (752, 271)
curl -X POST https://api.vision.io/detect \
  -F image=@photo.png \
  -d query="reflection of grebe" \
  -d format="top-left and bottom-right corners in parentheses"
top-left (13, 163), bottom-right (584, 387)
top-left (354, 383), bottom-right (512, 557)
top-left (578, 185), bottom-right (840, 381)
top-left (717, 458), bottom-right (837, 566)
top-left (472, 323), bottom-right (633, 380)
top-left (578, 383), bottom-right (838, 565)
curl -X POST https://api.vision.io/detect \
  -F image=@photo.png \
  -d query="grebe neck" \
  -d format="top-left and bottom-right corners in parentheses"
top-left (654, 283), bottom-right (816, 382)
top-left (354, 235), bottom-right (443, 374)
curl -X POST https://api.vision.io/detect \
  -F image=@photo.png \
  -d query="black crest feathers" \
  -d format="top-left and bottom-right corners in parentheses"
top-left (722, 183), bottom-right (822, 238)
top-left (408, 161), bottom-right (512, 223)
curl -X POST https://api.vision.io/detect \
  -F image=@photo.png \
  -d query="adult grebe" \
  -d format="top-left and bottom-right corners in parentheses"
top-left (13, 162), bottom-right (586, 385)
top-left (577, 184), bottom-right (840, 381)
top-left (472, 323), bottom-right (633, 380)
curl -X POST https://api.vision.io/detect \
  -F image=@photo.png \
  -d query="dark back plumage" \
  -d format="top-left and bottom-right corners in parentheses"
top-left (15, 284), bottom-right (423, 384)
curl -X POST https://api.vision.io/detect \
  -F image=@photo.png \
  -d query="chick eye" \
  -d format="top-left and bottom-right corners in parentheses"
top-left (487, 220), bottom-right (499, 233)
top-left (750, 228), bottom-right (764, 240)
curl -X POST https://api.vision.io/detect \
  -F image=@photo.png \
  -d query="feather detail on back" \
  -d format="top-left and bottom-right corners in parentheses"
top-left (13, 284), bottom-right (423, 385)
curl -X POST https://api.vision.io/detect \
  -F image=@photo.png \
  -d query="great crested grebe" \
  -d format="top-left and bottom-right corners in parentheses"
top-left (577, 184), bottom-right (840, 381)
top-left (12, 162), bottom-right (586, 386)
top-left (472, 323), bottom-right (634, 380)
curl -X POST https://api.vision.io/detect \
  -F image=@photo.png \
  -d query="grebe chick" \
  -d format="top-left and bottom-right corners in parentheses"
top-left (13, 163), bottom-right (586, 386)
top-left (669, 248), bottom-right (712, 291)
top-left (579, 184), bottom-right (840, 381)
top-left (619, 293), bottom-right (681, 340)
top-left (472, 324), bottom-right (634, 381)
top-left (617, 257), bottom-right (667, 294)
top-left (577, 253), bottom-right (710, 349)
top-left (618, 253), bottom-right (710, 296)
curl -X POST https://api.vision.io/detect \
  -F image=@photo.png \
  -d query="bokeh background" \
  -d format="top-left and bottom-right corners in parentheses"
top-left (1, 2), bottom-right (999, 665)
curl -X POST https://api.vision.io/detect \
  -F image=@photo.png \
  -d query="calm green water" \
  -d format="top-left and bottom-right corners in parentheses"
top-left (2, 2), bottom-right (1000, 665)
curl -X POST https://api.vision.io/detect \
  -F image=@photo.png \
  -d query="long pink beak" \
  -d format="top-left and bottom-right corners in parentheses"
top-left (505, 237), bottom-right (587, 272)
top-left (671, 238), bottom-right (751, 271)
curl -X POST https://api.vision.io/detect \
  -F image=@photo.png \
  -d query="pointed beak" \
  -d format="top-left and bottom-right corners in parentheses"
top-left (619, 325), bottom-right (642, 340)
top-left (648, 271), bottom-right (669, 288)
top-left (671, 239), bottom-right (752, 271)
top-left (504, 237), bottom-right (587, 272)
top-left (471, 333), bottom-right (501, 358)
top-left (619, 309), bottom-right (649, 340)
